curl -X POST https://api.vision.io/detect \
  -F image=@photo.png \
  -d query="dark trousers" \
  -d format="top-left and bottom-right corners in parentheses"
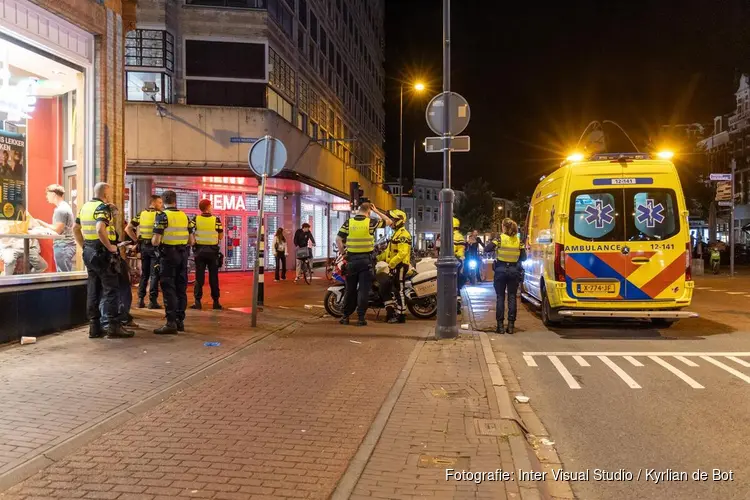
top-left (159, 246), bottom-right (188, 324)
top-left (83, 244), bottom-right (119, 327)
top-left (343, 254), bottom-right (373, 320)
top-left (101, 259), bottom-right (133, 328)
top-left (194, 245), bottom-right (220, 302)
top-left (275, 251), bottom-right (287, 280)
top-left (457, 258), bottom-right (465, 293)
top-left (493, 262), bottom-right (520, 322)
top-left (138, 243), bottom-right (160, 302)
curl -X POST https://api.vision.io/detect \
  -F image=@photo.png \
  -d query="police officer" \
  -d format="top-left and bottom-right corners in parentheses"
top-left (336, 198), bottom-right (392, 326)
top-left (378, 209), bottom-right (411, 324)
top-left (73, 182), bottom-right (133, 339)
top-left (190, 199), bottom-right (223, 310)
top-left (151, 190), bottom-right (195, 335)
top-left (125, 194), bottom-right (163, 309)
top-left (492, 218), bottom-right (525, 334)
top-left (453, 217), bottom-right (466, 314)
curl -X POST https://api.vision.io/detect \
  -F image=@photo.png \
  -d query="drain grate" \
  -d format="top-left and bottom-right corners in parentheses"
top-left (473, 418), bottom-right (518, 437)
top-left (422, 384), bottom-right (480, 400)
top-left (417, 454), bottom-right (470, 469)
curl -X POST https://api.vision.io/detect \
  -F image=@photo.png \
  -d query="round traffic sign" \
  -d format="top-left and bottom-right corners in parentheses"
top-left (249, 136), bottom-right (288, 177)
top-left (426, 91), bottom-right (470, 136)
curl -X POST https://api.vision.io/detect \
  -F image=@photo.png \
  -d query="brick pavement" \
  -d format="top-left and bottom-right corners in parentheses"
top-left (1, 317), bottom-right (431, 499)
top-left (0, 301), bottom-right (316, 490)
top-left (347, 331), bottom-right (531, 500)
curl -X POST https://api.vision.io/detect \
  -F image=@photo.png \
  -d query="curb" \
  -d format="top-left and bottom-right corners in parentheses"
top-left (0, 319), bottom-right (299, 493)
top-left (330, 327), bottom-right (431, 500)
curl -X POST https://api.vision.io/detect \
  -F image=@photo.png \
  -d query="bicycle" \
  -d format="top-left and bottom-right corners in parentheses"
top-left (299, 256), bottom-right (313, 285)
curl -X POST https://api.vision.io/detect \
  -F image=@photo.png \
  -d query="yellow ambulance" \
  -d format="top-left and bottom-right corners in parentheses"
top-left (521, 152), bottom-right (698, 327)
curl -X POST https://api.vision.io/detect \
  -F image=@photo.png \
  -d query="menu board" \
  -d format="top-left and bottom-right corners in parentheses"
top-left (0, 130), bottom-right (26, 220)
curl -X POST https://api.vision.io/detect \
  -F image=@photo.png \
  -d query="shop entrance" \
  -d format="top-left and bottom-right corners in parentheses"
top-left (215, 212), bottom-right (279, 272)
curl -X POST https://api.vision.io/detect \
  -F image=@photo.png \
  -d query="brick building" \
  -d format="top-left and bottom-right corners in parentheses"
top-left (0, 0), bottom-right (129, 342)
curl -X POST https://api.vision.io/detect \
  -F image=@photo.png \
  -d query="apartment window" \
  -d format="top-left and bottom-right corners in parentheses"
top-left (127, 71), bottom-right (172, 103)
top-left (185, 39), bottom-right (267, 107)
top-left (320, 28), bottom-right (328, 58)
top-left (425, 207), bottom-right (432, 222)
top-left (269, 48), bottom-right (296, 100)
top-left (298, 0), bottom-right (307, 26)
top-left (185, 0), bottom-right (268, 8)
top-left (310, 11), bottom-right (318, 43)
top-left (267, 88), bottom-right (292, 122)
top-left (417, 206), bottom-right (424, 222)
top-left (297, 112), bottom-right (308, 134)
top-left (126, 30), bottom-right (174, 71)
top-left (425, 189), bottom-right (431, 200)
top-left (268, 0), bottom-right (294, 39)
top-left (417, 188), bottom-right (424, 199)
top-left (297, 25), bottom-right (306, 52)
top-left (433, 209), bottom-right (439, 223)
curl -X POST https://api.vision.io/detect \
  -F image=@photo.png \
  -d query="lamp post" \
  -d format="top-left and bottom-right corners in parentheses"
top-left (399, 81), bottom-right (425, 209)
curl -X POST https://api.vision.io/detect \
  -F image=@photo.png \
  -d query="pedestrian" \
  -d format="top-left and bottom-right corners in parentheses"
top-left (190, 199), bottom-right (223, 310)
top-left (151, 190), bottom-right (195, 335)
top-left (453, 217), bottom-right (466, 313)
top-left (273, 227), bottom-right (287, 281)
top-left (435, 234), bottom-right (441, 257)
top-left (710, 244), bottom-right (721, 274)
top-left (492, 218), bottom-right (525, 334)
top-left (293, 222), bottom-right (315, 282)
top-left (377, 209), bottom-right (411, 323)
top-left (125, 195), bottom-right (163, 309)
top-left (32, 184), bottom-right (76, 272)
top-left (101, 220), bottom-right (138, 330)
top-left (73, 182), bottom-right (133, 339)
top-left (467, 230), bottom-right (485, 282)
top-left (335, 199), bottom-right (392, 326)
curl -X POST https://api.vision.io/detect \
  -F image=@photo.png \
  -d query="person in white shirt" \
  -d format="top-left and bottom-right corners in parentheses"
top-left (273, 227), bottom-right (287, 281)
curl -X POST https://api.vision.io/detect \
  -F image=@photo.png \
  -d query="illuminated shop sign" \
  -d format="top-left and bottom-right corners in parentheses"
top-left (200, 192), bottom-right (246, 211)
top-left (331, 202), bottom-right (351, 212)
top-left (201, 176), bottom-right (247, 185)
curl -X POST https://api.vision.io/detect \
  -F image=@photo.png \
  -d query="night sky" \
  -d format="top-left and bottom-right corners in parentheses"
top-left (384, 0), bottom-right (750, 197)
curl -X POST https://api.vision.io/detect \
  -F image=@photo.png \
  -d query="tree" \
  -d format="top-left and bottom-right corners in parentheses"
top-left (455, 178), bottom-right (495, 232)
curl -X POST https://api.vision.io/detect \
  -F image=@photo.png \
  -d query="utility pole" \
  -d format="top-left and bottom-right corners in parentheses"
top-left (730, 159), bottom-right (736, 277)
top-left (435, 0), bottom-right (458, 340)
top-left (399, 84), bottom-right (404, 209)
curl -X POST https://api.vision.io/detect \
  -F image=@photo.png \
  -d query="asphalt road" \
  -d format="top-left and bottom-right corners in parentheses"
top-left (466, 272), bottom-right (750, 500)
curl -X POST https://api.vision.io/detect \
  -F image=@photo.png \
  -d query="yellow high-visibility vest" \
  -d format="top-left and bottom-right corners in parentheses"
top-left (79, 200), bottom-right (116, 242)
top-left (138, 209), bottom-right (158, 240)
top-left (163, 210), bottom-right (189, 245)
top-left (495, 234), bottom-right (521, 263)
top-left (195, 215), bottom-right (220, 245)
top-left (346, 217), bottom-right (374, 254)
top-left (453, 230), bottom-right (466, 259)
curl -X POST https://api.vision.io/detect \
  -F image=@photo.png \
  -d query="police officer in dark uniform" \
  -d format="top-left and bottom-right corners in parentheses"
top-left (125, 194), bottom-right (163, 309)
top-left (336, 198), bottom-right (392, 326)
top-left (73, 182), bottom-right (133, 339)
top-left (152, 190), bottom-right (195, 335)
top-left (190, 199), bottom-right (223, 310)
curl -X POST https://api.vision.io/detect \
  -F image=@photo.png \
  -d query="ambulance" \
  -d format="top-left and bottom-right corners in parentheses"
top-left (521, 152), bottom-right (698, 327)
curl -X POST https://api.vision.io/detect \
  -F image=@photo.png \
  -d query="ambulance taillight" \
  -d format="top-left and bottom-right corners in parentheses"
top-left (685, 242), bottom-right (692, 281)
top-left (554, 243), bottom-right (566, 282)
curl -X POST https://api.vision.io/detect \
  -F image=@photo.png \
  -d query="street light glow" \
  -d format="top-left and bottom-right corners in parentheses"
top-left (414, 82), bottom-right (426, 92)
top-left (657, 150), bottom-right (674, 160)
top-left (497, 205), bottom-right (503, 210)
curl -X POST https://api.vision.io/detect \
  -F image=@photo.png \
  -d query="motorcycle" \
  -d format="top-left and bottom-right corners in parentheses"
top-left (323, 254), bottom-right (438, 320)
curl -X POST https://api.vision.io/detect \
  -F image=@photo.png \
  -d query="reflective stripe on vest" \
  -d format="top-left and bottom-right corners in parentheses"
top-left (195, 215), bottom-right (219, 245)
top-left (496, 234), bottom-right (521, 263)
top-left (163, 210), bottom-right (189, 245)
top-left (79, 200), bottom-right (116, 242)
top-left (138, 209), bottom-right (157, 240)
top-left (346, 217), bottom-right (374, 253)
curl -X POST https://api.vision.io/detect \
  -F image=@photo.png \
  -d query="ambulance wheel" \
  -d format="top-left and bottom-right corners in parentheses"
top-left (541, 285), bottom-right (560, 327)
top-left (651, 318), bottom-right (677, 328)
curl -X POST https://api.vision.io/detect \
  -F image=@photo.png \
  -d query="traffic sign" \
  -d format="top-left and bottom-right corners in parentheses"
top-left (231, 137), bottom-right (258, 144)
top-left (718, 201), bottom-right (733, 207)
top-left (424, 135), bottom-right (470, 153)
top-left (425, 91), bottom-right (470, 136)
top-left (710, 173), bottom-right (732, 181)
top-left (249, 136), bottom-right (287, 177)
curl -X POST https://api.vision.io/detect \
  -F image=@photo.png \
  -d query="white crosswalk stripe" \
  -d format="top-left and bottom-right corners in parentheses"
top-left (523, 352), bottom-right (750, 389)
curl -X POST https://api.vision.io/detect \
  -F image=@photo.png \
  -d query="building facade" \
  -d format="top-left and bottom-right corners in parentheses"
top-left (125, 0), bottom-right (392, 270)
top-left (0, 0), bottom-right (128, 343)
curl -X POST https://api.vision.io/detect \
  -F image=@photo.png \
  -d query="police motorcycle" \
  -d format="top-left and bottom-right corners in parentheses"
top-left (323, 238), bottom-right (438, 320)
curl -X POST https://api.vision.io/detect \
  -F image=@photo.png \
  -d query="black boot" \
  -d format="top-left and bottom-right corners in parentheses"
top-left (121, 315), bottom-right (138, 328)
top-left (212, 301), bottom-right (223, 310)
top-left (339, 316), bottom-right (350, 325)
top-left (356, 318), bottom-right (368, 326)
top-left (190, 301), bottom-right (202, 310)
top-left (89, 322), bottom-right (104, 339)
top-left (385, 307), bottom-right (396, 323)
top-left (154, 323), bottom-right (178, 335)
top-left (176, 320), bottom-right (185, 332)
top-left (397, 314), bottom-right (406, 324)
top-left (148, 301), bottom-right (162, 309)
top-left (496, 322), bottom-right (505, 334)
top-left (137, 298), bottom-right (146, 309)
top-left (106, 323), bottom-right (135, 339)
top-left (506, 321), bottom-right (515, 335)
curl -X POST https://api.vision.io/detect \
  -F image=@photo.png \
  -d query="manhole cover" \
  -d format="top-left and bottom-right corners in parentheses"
top-left (422, 384), bottom-right (480, 400)
top-left (417, 455), bottom-right (470, 469)
top-left (474, 419), bottom-right (518, 437)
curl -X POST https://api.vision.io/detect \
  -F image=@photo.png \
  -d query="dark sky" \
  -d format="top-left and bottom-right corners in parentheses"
top-left (384, 0), bottom-right (750, 197)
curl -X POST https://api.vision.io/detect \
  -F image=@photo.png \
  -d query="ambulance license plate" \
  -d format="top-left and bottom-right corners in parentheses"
top-left (575, 283), bottom-right (618, 296)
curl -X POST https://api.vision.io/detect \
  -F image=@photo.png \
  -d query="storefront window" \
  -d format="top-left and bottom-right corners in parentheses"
top-left (0, 37), bottom-right (87, 281)
top-left (301, 201), bottom-right (328, 259)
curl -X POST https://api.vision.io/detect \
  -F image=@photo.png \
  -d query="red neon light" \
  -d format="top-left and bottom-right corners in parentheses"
top-left (201, 176), bottom-right (246, 185)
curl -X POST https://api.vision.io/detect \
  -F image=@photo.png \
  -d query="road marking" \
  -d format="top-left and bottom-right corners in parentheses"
top-left (725, 291), bottom-right (745, 295)
top-left (623, 356), bottom-right (643, 367)
top-left (598, 356), bottom-right (641, 389)
top-left (573, 355), bottom-right (590, 367)
top-left (674, 356), bottom-right (699, 367)
top-left (726, 356), bottom-right (750, 368)
top-left (523, 355), bottom-right (538, 367)
top-left (707, 289), bottom-right (726, 292)
top-left (701, 356), bottom-right (750, 384)
top-left (523, 352), bottom-right (750, 357)
top-left (694, 287), bottom-right (713, 290)
top-left (649, 356), bottom-right (704, 389)
top-left (549, 356), bottom-right (581, 389)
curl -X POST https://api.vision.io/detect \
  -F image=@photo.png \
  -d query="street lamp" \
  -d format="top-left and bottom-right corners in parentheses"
top-left (399, 81), bottom-right (426, 209)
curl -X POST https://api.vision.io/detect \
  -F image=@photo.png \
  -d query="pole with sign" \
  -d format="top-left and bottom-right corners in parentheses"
top-left (709, 166), bottom-right (735, 277)
top-left (248, 136), bottom-right (288, 327)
